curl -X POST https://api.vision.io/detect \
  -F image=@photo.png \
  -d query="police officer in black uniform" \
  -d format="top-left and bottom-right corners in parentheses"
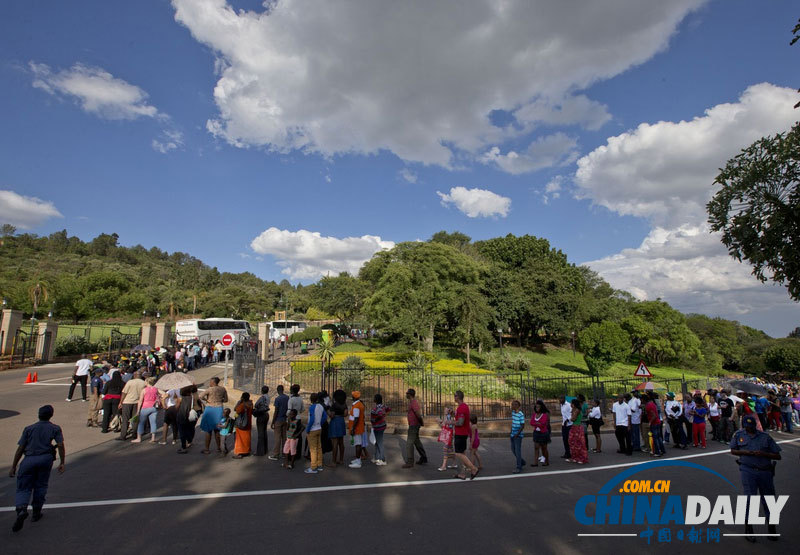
top-left (8, 404), bottom-right (66, 532)
top-left (730, 413), bottom-right (781, 542)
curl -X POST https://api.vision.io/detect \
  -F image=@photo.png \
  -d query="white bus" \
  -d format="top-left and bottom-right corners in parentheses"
top-left (267, 320), bottom-right (307, 341)
top-left (175, 318), bottom-right (254, 344)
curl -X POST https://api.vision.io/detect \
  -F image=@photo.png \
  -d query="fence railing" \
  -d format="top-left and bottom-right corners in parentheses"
top-left (231, 360), bottom-right (725, 422)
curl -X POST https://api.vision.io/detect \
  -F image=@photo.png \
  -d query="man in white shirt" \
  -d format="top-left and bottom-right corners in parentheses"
top-left (67, 354), bottom-right (93, 402)
top-left (611, 394), bottom-right (632, 455)
top-left (627, 392), bottom-right (645, 452)
top-left (560, 396), bottom-right (572, 460)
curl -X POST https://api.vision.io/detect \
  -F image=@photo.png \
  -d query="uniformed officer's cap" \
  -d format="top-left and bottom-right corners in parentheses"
top-left (742, 414), bottom-right (757, 426)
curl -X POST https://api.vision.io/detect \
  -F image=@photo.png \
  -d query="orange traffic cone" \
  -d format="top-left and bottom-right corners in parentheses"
top-left (25, 373), bottom-right (32, 384)
top-left (32, 372), bottom-right (38, 382)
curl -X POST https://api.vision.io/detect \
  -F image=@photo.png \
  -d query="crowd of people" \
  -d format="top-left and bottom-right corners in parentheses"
top-left (71, 349), bottom-right (800, 473)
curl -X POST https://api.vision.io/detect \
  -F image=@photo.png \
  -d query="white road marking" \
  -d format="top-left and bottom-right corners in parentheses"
top-left (2, 437), bottom-right (798, 513)
top-left (23, 383), bottom-right (72, 386)
top-left (577, 534), bottom-right (638, 537)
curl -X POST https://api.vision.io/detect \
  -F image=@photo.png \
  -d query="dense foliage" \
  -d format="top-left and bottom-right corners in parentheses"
top-left (1, 228), bottom-right (797, 376)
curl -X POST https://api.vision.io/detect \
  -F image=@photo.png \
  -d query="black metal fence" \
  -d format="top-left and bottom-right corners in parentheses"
top-left (11, 328), bottom-right (52, 365)
top-left (232, 342), bottom-right (265, 392)
top-left (234, 357), bottom-right (727, 422)
top-left (108, 329), bottom-right (141, 359)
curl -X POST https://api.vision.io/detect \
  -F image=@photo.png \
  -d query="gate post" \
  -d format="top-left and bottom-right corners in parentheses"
top-left (0, 309), bottom-right (23, 355)
top-left (154, 322), bottom-right (172, 350)
top-left (37, 321), bottom-right (58, 362)
top-left (140, 323), bottom-right (156, 347)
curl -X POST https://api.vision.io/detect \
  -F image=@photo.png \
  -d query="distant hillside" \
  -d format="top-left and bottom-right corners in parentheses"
top-left (0, 229), bottom-right (313, 322)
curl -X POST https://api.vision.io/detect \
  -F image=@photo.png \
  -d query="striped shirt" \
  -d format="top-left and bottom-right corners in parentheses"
top-left (511, 409), bottom-right (525, 438)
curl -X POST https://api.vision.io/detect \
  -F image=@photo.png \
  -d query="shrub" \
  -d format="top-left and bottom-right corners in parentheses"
top-left (55, 335), bottom-right (106, 357)
top-left (339, 355), bottom-right (366, 392)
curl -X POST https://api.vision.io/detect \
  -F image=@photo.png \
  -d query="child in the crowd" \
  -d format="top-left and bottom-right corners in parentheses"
top-left (218, 408), bottom-right (234, 455)
top-left (469, 414), bottom-right (482, 469)
top-left (437, 406), bottom-right (457, 471)
top-left (283, 409), bottom-right (304, 469)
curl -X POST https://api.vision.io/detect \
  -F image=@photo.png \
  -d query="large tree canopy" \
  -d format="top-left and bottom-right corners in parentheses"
top-left (707, 121), bottom-right (800, 301)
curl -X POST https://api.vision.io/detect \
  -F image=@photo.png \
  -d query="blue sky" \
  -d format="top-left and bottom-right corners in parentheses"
top-left (1, 0), bottom-right (798, 336)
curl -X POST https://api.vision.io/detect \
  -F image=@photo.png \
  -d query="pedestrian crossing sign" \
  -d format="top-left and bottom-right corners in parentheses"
top-left (633, 360), bottom-right (652, 378)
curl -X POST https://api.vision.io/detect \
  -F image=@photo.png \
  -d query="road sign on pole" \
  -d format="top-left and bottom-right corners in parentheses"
top-left (633, 360), bottom-right (653, 378)
top-left (221, 333), bottom-right (235, 349)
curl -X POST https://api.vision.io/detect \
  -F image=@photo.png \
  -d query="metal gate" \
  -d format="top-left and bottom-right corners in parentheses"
top-left (232, 341), bottom-right (264, 393)
top-left (11, 329), bottom-right (52, 365)
top-left (108, 329), bottom-right (140, 359)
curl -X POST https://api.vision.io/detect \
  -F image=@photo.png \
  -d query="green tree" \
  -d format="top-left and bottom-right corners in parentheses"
top-left (361, 242), bottom-right (483, 351)
top-left (310, 273), bottom-right (366, 324)
top-left (763, 339), bottom-right (800, 377)
top-left (1, 224), bottom-right (17, 237)
top-left (707, 121), bottom-right (800, 300)
top-left (578, 321), bottom-right (630, 376)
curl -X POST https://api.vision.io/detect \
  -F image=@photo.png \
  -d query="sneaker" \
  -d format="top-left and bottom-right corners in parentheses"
top-left (376, 460), bottom-right (387, 466)
top-left (316, 466), bottom-right (324, 472)
top-left (81, 399), bottom-right (88, 402)
top-left (348, 460), bottom-right (362, 468)
top-left (304, 468), bottom-right (318, 474)
top-left (268, 456), bottom-right (278, 461)
top-left (65, 398), bottom-right (72, 402)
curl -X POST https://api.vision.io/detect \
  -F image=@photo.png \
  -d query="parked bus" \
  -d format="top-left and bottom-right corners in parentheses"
top-left (175, 318), bottom-right (253, 344)
top-left (266, 320), bottom-right (307, 341)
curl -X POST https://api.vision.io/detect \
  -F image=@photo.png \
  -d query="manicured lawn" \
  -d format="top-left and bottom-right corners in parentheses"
top-left (331, 342), bottom-right (727, 381)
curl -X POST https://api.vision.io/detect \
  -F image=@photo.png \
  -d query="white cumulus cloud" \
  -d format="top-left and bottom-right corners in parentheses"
top-left (250, 227), bottom-right (395, 279)
top-left (31, 62), bottom-right (160, 120)
top-left (576, 83), bottom-right (800, 335)
top-left (0, 190), bottom-right (63, 229)
top-left (399, 168), bottom-right (418, 184)
top-left (574, 83), bottom-right (798, 227)
top-left (172, 0), bottom-right (706, 167)
top-left (437, 186), bottom-right (511, 218)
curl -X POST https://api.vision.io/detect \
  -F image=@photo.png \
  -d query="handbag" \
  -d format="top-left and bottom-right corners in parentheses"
top-left (437, 426), bottom-right (453, 445)
top-left (369, 428), bottom-right (376, 445)
top-left (234, 411), bottom-right (249, 430)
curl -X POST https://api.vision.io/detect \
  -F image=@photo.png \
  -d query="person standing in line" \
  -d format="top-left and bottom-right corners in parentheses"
top-left (645, 392), bottom-right (665, 457)
top-left (469, 414), bottom-right (482, 469)
top-left (269, 384), bottom-right (290, 460)
top-left (708, 395), bottom-right (721, 441)
top-left (452, 391), bottom-right (479, 480)
top-left (691, 395), bottom-right (708, 448)
top-left (117, 371), bottom-right (145, 441)
top-left (717, 391), bottom-right (734, 444)
top-left (664, 392), bottom-right (687, 448)
top-left (402, 388), bottom-right (427, 468)
top-left (730, 414), bottom-right (782, 542)
top-left (568, 398), bottom-right (588, 464)
top-left (347, 391), bottom-right (367, 468)
top-left (778, 389), bottom-right (793, 433)
top-left (253, 386), bottom-right (271, 456)
top-left (287, 384), bottom-right (304, 458)
top-left (232, 392), bottom-right (253, 459)
top-left (510, 400), bottom-right (525, 473)
top-left (131, 377), bottom-right (161, 443)
top-left (370, 393), bottom-right (390, 466)
top-left (559, 396), bottom-right (572, 460)
top-left (305, 392), bottom-right (327, 473)
top-left (100, 371), bottom-right (123, 433)
top-left (627, 392), bottom-right (643, 453)
top-left (9, 405), bottom-right (65, 533)
top-left (199, 377), bottom-right (228, 454)
top-left (326, 389), bottom-right (347, 465)
top-left (86, 368), bottom-right (104, 427)
top-left (588, 399), bottom-right (604, 453)
top-left (612, 393), bottom-right (632, 456)
top-left (283, 409), bottom-right (303, 469)
top-left (436, 407), bottom-right (456, 471)
top-left (66, 354), bottom-right (92, 402)
top-left (176, 385), bottom-right (199, 454)
top-left (530, 399), bottom-right (551, 466)
top-left (160, 388), bottom-right (180, 445)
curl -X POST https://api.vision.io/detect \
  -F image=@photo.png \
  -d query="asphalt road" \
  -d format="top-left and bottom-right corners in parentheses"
top-left (2, 362), bottom-right (799, 554)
